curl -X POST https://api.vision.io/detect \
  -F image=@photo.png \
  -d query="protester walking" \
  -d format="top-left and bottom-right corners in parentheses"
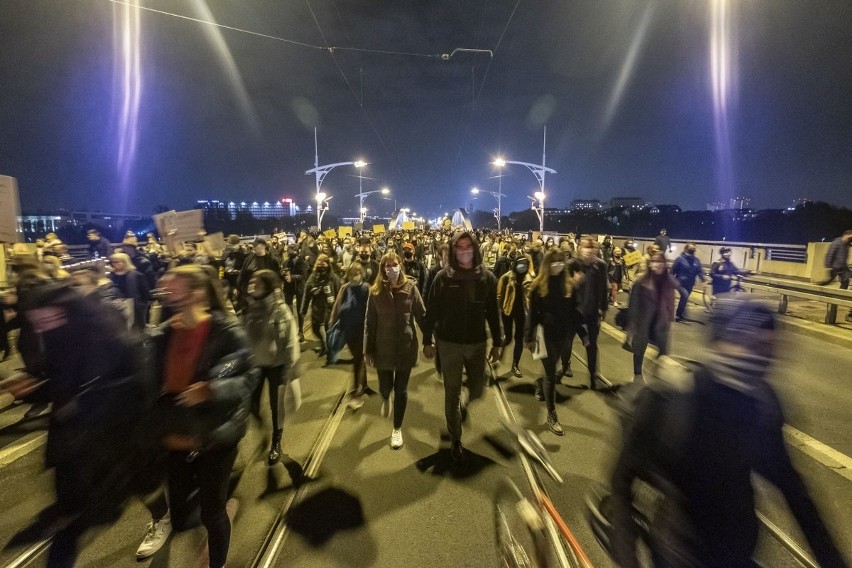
top-left (365, 252), bottom-right (426, 449)
top-left (330, 262), bottom-right (370, 408)
top-left (301, 254), bottom-right (340, 357)
top-left (670, 242), bottom-right (705, 322)
top-left (496, 253), bottom-right (532, 378)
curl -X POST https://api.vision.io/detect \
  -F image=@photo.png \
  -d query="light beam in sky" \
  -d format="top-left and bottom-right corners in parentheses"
top-left (191, 0), bottom-right (261, 137)
top-left (114, 0), bottom-right (141, 208)
top-left (710, 0), bottom-right (739, 204)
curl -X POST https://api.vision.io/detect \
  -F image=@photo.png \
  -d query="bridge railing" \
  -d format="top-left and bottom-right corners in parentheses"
top-left (741, 273), bottom-right (852, 325)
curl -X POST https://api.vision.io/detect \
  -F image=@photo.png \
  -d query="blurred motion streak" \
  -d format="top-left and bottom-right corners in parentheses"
top-left (710, 0), bottom-right (739, 204)
top-left (113, 0), bottom-right (141, 202)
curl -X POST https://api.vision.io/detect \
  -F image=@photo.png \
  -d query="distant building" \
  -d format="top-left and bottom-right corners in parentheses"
top-left (706, 201), bottom-right (726, 212)
top-left (729, 196), bottom-right (752, 210)
top-left (609, 196), bottom-right (646, 209)
top-left (197, 199), bottom-right (299, 220)
top-left (570, 198), bottom-right (604, 211)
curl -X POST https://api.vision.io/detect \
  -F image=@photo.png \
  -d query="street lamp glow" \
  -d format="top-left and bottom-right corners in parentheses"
top-left (535, 191), bottom-right (545, 200)
top-left (360, 207), bottom-right (367, 213)
top-left (381, 187), bottom-right (389, 195)
top-left (316, 192), bottom-right (327, 202)
top-left (471, 187), bottom-right (480, 194)
top-left (354, 160), bottom-right (367, 168)
top-left (493, 158), bottom-right (506, 168)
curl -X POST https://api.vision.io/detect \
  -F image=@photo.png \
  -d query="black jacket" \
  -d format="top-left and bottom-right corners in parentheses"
top-left (525, 275), bottom-right (581, 343)
top-left (147, 312), bottom-right (257, 450)
top-left (825, 237), bottom-right (850, 271)
top-left (423, 231), bottom-right (503, 346)
top-left (569, 257), bottom-right (609, 319)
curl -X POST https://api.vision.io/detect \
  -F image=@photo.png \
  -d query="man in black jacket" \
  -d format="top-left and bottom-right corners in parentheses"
top-left (564, 237), bottom-right (609, 389)
top-left (237, 239), bottom-right (280, 312)
top-left (820, 230), bottom-right (852, 321)
top-left (423, 231), bottom-right (503, 463)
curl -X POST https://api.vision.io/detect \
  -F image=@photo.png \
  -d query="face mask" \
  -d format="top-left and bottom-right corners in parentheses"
top-left (386, 266), bottom-right (401, 281)
top-left (359, 253), bottom-right (371, 261)
top-left (456, 250), bottom-right (474, 265)
top-left (515, 263), bottom-right (528, 274)
top-left (317, 266), bottom-right (329, 274)
top-left (404, 251), bottom-right (413, 259)
top-left (550, 262), bottom-right (565, 275)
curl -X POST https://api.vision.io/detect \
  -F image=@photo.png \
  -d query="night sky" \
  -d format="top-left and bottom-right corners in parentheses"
top-left (1, 0), bottom-right (850, 218)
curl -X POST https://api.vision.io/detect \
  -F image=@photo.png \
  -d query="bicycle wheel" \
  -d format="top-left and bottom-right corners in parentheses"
top-left (494, 478), bottom-right (548, 568)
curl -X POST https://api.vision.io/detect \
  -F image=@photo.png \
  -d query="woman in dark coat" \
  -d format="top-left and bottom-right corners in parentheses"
top-left (330, 262), bottom-right (370, 407)
top-left (364, 251), bottom-right (426, 449)
top-left (109, 251), bottom-right (152, 329)
top-left (626, 250), bottom-right (678, 381)
top-left (301, 254), bottom-right (341, 357)
top-left (148, 265), bottom-right (256, 568)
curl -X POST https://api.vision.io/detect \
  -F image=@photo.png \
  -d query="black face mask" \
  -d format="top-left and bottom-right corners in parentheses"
top-left (316, 266), bottom-right (329, 274)
top-left (359, 253), bottom-right (371, 261)
top-left (404, 251), bottom-right (413, 259)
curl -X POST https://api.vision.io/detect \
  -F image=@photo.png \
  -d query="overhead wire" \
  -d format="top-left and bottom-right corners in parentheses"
top-left (452, 0), bottom-right (524, 166)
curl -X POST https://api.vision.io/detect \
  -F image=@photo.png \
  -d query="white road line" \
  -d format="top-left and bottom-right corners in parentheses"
top-left (598, 321), bottom-right (852, 482)
top-left (0, 431), bottom-right (47, 468)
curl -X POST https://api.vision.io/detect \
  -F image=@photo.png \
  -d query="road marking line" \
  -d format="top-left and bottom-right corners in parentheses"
top-left (598, 321), bottom-right (852, 482)
top-left (783, 426), bottom-right (852, 482)
top-left (0, 432), bottom-right (47, 468)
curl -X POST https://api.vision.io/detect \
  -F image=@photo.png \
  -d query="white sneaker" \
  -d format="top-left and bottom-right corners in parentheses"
top-left (391, 429), bottom-right (404, 449)
top-left (136, 517), bottom-right (172, 559)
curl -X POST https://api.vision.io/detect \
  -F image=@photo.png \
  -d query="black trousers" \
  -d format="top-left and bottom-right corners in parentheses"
top-left (565, 316), bottom-right (600, 385)
top-left (167, 445), bottom-right (238, 568)
top-left (502, 310), bottom-right (525, 365)
top-left (251, 365), bottom-right (286, 432)
top-left (378, 368), bottom-right (412, 429)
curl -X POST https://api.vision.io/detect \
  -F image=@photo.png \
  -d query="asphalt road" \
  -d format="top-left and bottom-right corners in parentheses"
top-left (0, 297), bottom-right (849, 567)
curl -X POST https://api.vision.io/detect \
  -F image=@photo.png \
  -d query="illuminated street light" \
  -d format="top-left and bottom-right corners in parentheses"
top-left (492, 128), bottom-right (556, 232)
top-left (304, 128), bottom-right (368, 230)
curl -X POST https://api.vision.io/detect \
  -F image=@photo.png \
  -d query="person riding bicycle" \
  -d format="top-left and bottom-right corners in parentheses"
top-left (710, 247), bottom-right (747, 295)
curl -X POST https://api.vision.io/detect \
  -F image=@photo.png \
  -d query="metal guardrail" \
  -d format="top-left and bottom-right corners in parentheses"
top-left (742, 274), bottom-right (852, 324)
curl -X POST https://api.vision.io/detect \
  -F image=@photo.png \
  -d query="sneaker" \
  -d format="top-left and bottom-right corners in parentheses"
top-left (450, 440), bottom-right (465, 464)
top-left (547, 414), bottom-right (564, 436)
top-left (136, 517), bottom-right (172, 559)
top-left (347, 394), bottom-right (365, 410)
top-left (561, 366), bottom-right (573, 378)
top-left (390, 429), bottom-right (403, 449)
top-left (675, 316), bottom-right (686, 323)
top-left (511, 365), bottom-right (523, 378)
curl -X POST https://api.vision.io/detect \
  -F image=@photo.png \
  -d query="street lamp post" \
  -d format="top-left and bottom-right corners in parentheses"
top-left (471, 186), bottom-right (504, 230)
top-left (491, 127), bottom-right (556, 233)
top-left (529, 191), bottom-right (545, 234)
top-left (357, 186), bottom-right (389, 222)
top-left (304, 128), bottom-right (367, 231)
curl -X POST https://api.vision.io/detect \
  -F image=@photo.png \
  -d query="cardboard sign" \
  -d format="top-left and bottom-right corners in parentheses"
top-left (373, 224), bottom-right (386, 234)
top-left (623, 250), bottom-right (643, 267)
top-left (323, 229), bottom-right (337, 239)
top-left (153, 209), bottom-right (204, 243)
top-left (0, 176), bottom-right (22, 243)
top-left (402, 221), bottom-right (415, 231)
top-left (338, 226), bottom-right (352, 238)
top-left (204, 232), bottom-right (226, 256)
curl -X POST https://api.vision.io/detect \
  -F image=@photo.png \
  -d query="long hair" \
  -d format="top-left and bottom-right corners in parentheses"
top-left (312, 253), bottom-right (331, 272)
top-left (164, 264), bottom-right (228, 314)
top-left (370, 251), bottom-right (402, 296)
top-left (344, 261), bottom-right (364, 284)
top-left (109, 251), bottom-right (136, 272)
top-left (530, 249), bottom-right (573, 298)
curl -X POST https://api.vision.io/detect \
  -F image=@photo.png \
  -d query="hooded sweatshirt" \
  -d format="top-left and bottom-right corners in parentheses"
top-left (422, 231), bottom-right (503, 346)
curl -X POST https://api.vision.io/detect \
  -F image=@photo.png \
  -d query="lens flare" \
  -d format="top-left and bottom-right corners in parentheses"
top-left (710, 0), bottom-right (739, 204)
top-left (113, 0), bottom-right (141, 206)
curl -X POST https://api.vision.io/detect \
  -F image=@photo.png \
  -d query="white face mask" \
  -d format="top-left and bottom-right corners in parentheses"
top-left (386, 266), bottom-right (401, 281)
top-left (456, 250), bottom-right (474, 265)
top-left (550, 262), bottom-right (565, 275)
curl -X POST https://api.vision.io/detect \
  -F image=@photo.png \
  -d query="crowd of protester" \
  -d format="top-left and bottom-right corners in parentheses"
top-left (0, 223), bottom-right (848, 567)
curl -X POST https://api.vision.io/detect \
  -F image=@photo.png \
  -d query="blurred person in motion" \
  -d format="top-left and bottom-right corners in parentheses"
top-left (237, 238), bottom-right (280, 312)
top-left (497, 251), bottom-right (532, 378)
top-left (710, 246), bottom-right (748, 295)
top-left (819, 229), bottom-right (852, 321)
top-left (653, 227), bottom-right (672, 255)
top-left (365, 252), bottom-right (426, 449)
top-left (626, 250), bottom-right (678, 382)
top-left (147, 265), bottom-right (256, 568)
top-left (241, 269), bottom-right (300, 465)
top-left (564, 237), bottom-right (609, 389)
top-left (86, 228), bottom-right (111, 259)
top-left (282, 243), bottom-right (308, 342)
top-left (221, 234), bottom-right (247, 309)
top-left (329, 262), bottom-right (370, 408)
top-left (301, 254), bottom-right (341, 357)
top-left (109, 251), bottom-right (153, 330)
top-left (2, 276), bottom-right (148, 568)
top-left (609, 298), bottom-right (849, 568)
top-left (524, 249), bottom-right (584, 436)
top-left (670, 242), bottom-right (705, 322)
top-left (423, 231), bottom-right (503, 464)
top-left (607, 247), bottom-right (626, 307)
